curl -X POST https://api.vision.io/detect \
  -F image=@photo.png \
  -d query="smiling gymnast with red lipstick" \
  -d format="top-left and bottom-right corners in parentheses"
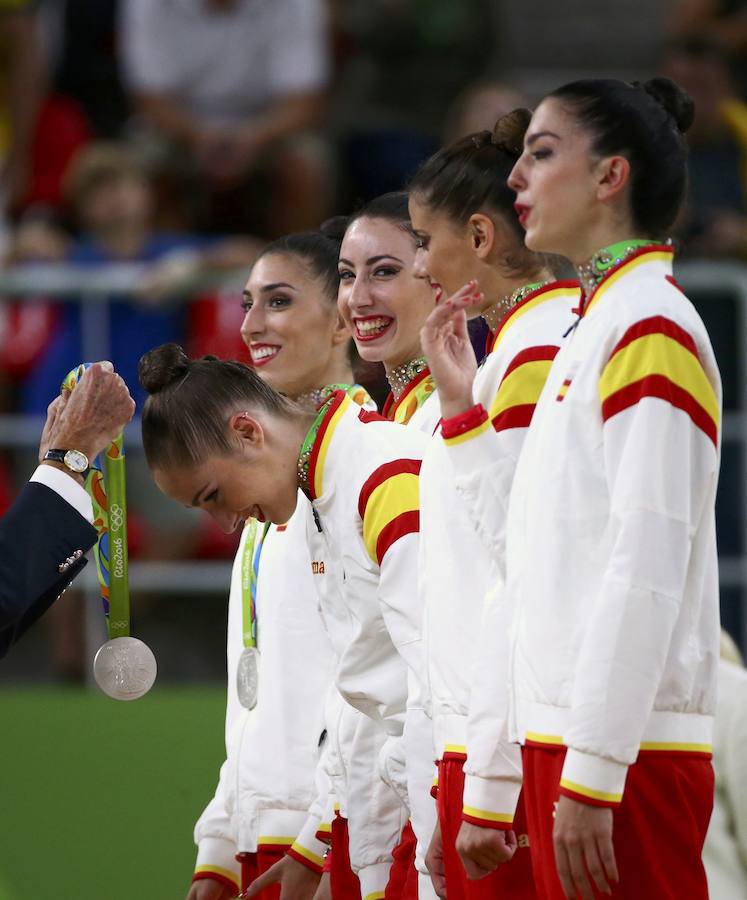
top-left (336, 192), bottom-right (441, 430)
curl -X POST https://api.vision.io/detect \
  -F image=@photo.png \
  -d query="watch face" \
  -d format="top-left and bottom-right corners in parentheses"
top-left (63, 449), bottom-right (89, 473)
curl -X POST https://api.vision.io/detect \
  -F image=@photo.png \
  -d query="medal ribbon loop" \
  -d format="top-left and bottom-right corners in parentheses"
top-left (241, 519), bottom-right (270, 649)
top-left (62, 363), bottom-right (130, 640)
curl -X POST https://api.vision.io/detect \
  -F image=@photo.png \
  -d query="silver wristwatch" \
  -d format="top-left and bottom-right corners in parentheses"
top-left (44, 448), bottom-right (90, 476)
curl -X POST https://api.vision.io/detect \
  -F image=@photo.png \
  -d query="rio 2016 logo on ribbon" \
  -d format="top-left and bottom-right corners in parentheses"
top-left (109, 504), bottom-right (124, 531)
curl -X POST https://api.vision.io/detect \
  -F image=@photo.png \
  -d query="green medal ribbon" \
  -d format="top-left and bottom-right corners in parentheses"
top-left (248, 383), bottom-right (374, 643)
top-left (63, 364), bottom-right (130, 639)
top-left (241, 519), bottom-right (270, 649)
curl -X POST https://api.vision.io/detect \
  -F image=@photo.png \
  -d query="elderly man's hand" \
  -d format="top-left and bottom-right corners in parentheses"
top-left (48, 362), bottom-right (136, 460)
top-left (38, 392), bottom-right (70, 464)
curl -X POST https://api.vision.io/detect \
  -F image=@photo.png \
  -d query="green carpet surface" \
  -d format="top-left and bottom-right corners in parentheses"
top-left (0, 686), bottom-right (227, 900)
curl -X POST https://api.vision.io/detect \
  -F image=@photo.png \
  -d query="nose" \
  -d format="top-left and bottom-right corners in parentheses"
top-left (413, 245), bottom-right (429, 280)
top-left (211, 506), bottom-right (239, 535)
top-left (346, 273), bottom-right (372, 311)
top-left (240, 301), bottom-right (265, 346)
top-left (508, 154), bottom-right (527, 193)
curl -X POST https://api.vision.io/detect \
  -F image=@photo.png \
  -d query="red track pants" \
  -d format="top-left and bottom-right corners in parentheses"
top-left (330, 815), bottom-right (362, 899)
top-left (237, 847), bottom-right (285, 898)
top-left (438, 756), bottom-right (537, 899)
top-left (384, 820), bottom-right (419, 898)
top-left (521, 744), bottom-right (714, 900)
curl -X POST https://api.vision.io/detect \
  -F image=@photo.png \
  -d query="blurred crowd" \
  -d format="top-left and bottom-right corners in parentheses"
top-left (1, 0), bottom-right (747, 676)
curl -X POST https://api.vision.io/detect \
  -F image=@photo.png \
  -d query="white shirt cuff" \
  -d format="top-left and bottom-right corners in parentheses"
top-left (31, 465), bottom-right (94, 523)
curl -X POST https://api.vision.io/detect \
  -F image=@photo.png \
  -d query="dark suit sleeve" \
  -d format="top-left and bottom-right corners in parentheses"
top-left (0, 481), bottom-right (98, 658)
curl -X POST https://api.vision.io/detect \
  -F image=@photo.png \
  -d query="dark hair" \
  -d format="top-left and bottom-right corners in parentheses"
top-left (255, 230), bottom-right (343, 301)
top-left (139, 343), bottom-right (293, 469)
top-left (408, 108), bottom-right (531, 239)
top-left (328, 191), bottom-right (413, 242)
top-left (548, 77), bottom-right (694, 236)
top-left (408, 109), bottom-right (556, 275)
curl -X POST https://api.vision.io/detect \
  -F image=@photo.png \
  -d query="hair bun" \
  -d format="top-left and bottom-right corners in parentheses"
top-left (139, 343), bottom-right (190, 394)
top-left (641, 77), bottom-right (694, 134)
top-left (320, 215), bottom-right (350, 245)
top-left (491, 108), bottom-right (533, 155)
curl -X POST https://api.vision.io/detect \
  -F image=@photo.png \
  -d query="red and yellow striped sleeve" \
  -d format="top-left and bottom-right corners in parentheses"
top-left (599, 315), bottom-right (720, 447)
top-left (258, 835), bottom-right (295, 853)
top-left (558, 780), bottom-right (623, 808)
top-left (462, 805), bottom-right (515, 830)
top-left (440, 344), bottom-right (558, 450)
top-left (358, 459), bottom-right (421, 566)
top-left (487, 344), bottom-right (559, 432)
top-left (287, 839), bottom-right (325, 874)
top-left (315, 820), bottom-right (332, 843)
top-left (441, 404), bottom-right (490, 446)
top-left (259, 834), bottom-right (322, 873)
top-left (193, 865), bottom-right (241, 892)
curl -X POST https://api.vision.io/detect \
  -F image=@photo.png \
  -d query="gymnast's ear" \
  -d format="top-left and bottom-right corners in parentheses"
top-left (229, 412), bottom-right (265, 451)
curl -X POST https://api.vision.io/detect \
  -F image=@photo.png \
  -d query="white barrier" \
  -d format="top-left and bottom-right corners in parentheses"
top-left (0, 260), bottom-right (744, 654)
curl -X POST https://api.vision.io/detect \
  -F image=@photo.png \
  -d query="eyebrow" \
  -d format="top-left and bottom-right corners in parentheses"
top-left (260, 282), bottom-right (296, 293)
top-left (338, 255), bottom-right (405, 267)
top-left (191, 483), bottom-right (209, 507)
top-left (526, 130), bottom-right (561, 146)
top-left (241, 282), bottom-right (297, 299)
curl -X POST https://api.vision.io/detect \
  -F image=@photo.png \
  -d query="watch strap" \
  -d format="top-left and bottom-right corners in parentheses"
top-left (44, 448), bottom-right (90, 476)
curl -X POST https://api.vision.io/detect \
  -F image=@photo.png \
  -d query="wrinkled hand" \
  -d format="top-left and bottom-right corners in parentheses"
top-left (51, 362), bottom-right (136, 459)
top-left (310, 871), bottom-right (331, 900)
top-left (420, 280), bottom-right (482, 420)
top-left (186, 876), bottom-right (239, 900)
top-left (425, 821), bottom-right (447, 898)
top-left (38, 391), bottom-right (70, 463)
top-left (456, 821), bottom-right (517, 881)
top-left (553, 795), bottom-right (618, 899)
top-left (241, 855), bottom-right (320, 899)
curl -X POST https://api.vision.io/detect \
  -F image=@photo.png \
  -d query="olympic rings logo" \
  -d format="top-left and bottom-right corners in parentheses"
top-left (109, 620), bottom-right (129, 631)
top-left (109, 504), bottom-right (124, 531)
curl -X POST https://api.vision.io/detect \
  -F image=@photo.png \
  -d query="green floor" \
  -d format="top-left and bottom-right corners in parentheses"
top-left (0, 686), bottom-right (226, 900)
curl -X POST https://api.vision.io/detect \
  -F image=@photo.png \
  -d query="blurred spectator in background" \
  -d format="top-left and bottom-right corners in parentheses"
top-left (330, 0), bottom-right (499, 204)
top-left (120, 0), bottom-right (332, 236)
top-left (661, 36), bottom-right (747, 258)
top-left (2, 139), bottom-right (254, 678)
top-left (42, 0), bottom-right (130, 140)
top-left (441, 80), bottom-right (528, 144)
top-left (703, 629), bottom-right (747, 899)
top-left (670, 0), bottom-right (747, 95)
top-left (0, 1), bottom-right (45, 224)
top-left (7, 142), bottom-right (259, 413)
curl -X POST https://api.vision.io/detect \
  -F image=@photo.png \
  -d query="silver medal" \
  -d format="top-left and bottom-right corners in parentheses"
top-left (237, 646), bottom-right (260, 709)
top-left (93, 636), bottom-right (157, 701)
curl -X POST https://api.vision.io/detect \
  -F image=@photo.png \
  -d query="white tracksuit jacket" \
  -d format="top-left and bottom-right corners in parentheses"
top-left (390, 375), bottom-right (442, 897)
top-left (300, 390), bottom-right (436, 899)
top-left (452, 245), bottom-right (721, 822)
top-left (193, 499), bottom-right (335, 890)
top-left (419, 282), bottom-right (579, 811)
